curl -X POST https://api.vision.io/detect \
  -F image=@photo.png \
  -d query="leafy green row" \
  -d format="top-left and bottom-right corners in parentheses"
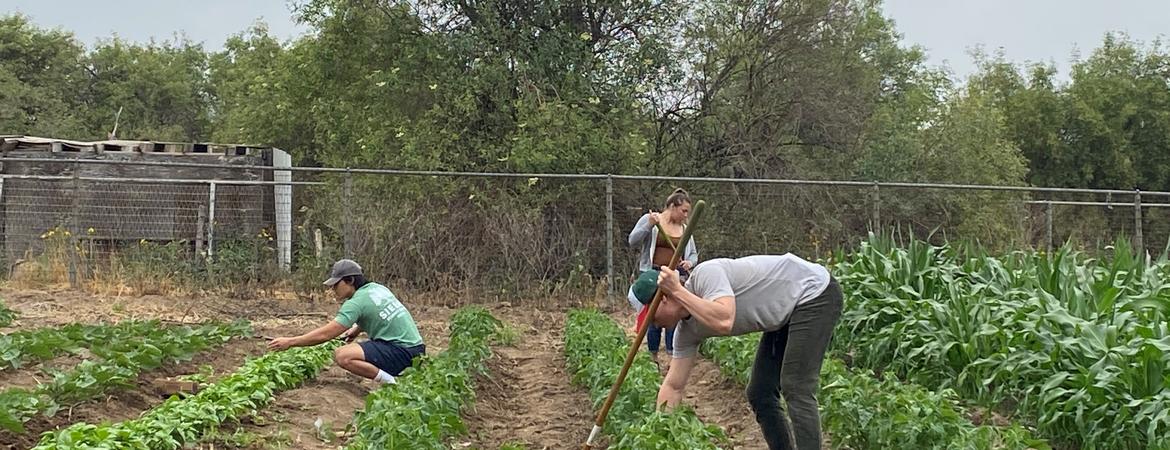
top-left (33, 337), bottom-right (338, 449)
top-left (565, 309), bottom-right (725, 450)
top-left (0, 320), bottom-right (160, 370)
top-left (0, 300), bottom-right (15, 327)
top-left (0, 320), bottom-right (251, 433)
top-left (833, 234), bottom-right (1170, 448)
top-left (345, 306), bottom-right (500, 450)
top-left (700, 334), bottom-right (1047, 450)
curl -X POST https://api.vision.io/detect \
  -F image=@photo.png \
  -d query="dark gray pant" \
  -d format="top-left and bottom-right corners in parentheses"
top-left (746, 278), bottom-right (843, 450)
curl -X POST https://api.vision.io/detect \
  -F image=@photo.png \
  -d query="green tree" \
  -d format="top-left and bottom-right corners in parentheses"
top-left (971, 34), bottom-right (1170, 191)
top-left (0, 14), bottom-right (87, 136)
top-left (81, 37), bottom-right (214, 141)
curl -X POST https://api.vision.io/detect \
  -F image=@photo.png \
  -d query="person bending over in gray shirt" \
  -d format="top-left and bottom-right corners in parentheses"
top-left (652, 254), bottom-right (843, 450)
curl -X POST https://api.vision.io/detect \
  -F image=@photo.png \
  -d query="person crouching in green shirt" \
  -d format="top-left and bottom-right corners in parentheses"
top-left (268, 259), bottom-right (425, 384)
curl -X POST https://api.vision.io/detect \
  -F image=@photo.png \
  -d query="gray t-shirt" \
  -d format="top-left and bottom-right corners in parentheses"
top-left (672, 254), bottom-right (831, 358)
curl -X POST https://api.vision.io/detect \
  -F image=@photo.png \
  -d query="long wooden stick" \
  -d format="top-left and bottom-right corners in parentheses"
top-left (581, 199), bottom-right (706, 449)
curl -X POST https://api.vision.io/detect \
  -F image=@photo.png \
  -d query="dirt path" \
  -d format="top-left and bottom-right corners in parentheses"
top-left (684, 358), bottom-right (769, 450)
top-left (0, 290), bottom-right (779, 450)
top-left (459, 309), bottom-right (597, 450)
top-left (209, 304), bottom-right (456, 449)
top-left (599, 309), bottom-right (765, 449)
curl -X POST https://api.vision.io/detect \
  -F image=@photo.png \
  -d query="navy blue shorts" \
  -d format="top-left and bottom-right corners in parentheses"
top-left (359, 340), bottom-right (426, 376)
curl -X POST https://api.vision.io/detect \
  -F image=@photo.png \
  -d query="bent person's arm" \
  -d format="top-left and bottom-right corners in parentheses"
top-left (293, 320), bottom-right (348, 346)
top-left (657, 355), bottom-right (696, 409)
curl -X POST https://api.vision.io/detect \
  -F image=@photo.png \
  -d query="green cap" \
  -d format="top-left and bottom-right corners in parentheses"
top-left (631, 270), bottom-right (659, 305)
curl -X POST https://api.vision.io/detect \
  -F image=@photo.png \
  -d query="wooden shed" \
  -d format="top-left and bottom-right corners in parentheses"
top-left (0, 136), bottom-right (293, 270)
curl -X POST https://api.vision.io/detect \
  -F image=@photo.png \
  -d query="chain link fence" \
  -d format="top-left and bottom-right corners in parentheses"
top-left (1, 173), bottom-right (287, 292)
top-left (3, 158), bottom-right (1168, 302)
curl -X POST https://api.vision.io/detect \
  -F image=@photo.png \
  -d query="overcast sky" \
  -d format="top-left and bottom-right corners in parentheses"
top-left (6, 1), bottom-right (1168, 80)
top-left (883, 0), bottom-right (1168, 80)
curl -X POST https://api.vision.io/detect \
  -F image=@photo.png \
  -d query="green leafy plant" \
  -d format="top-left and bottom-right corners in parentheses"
top-left (701, 335), bottom-right (1047, 450)
top-left (0, 300), bottom-right (15, 327)
top-left (344, 306), bottom-right (501, 449)
top-left (0, 320), bottom-right (158, 370)
top-left (831, 233), bottom-right (1170, 448)
top-left (33, 337), bottom-right (337, 449)
top-left (492, 322), bottom-right (521, 346)
top-left (0, 320), bottom-right (251, 433)
top-left (565, 309), bottom-right (725, 449)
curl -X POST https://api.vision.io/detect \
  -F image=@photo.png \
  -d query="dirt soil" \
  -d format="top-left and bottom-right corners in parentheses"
top-left (0, 285), bottom-right (471, 450)
top-left (684, 358), bottom-right (769, 450)
top-left (0, 336), bottom-right (262, 450)
top-left (211, 304), bottom-right (456, 450)
top-left (1, 285), bottom-right (775, 450)
top-left (458, 307), bottom-right (597, 450)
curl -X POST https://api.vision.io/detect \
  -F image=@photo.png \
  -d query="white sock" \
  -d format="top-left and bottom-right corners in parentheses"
top-left (374, 370), bottom-right (397, 384)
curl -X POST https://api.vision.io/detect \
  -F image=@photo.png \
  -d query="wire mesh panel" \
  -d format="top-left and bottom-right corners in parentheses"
top-left (213, 184), bottom-right (269, 241)
top-left (4, 159), bottom-right (1170, 299)
top-left (77, 181), bottom-right (208, 241)
top-left (3, 179), bottom-right (72, 263)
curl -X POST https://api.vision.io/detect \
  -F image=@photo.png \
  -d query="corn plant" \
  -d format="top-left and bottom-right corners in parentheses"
top-left (345, 306), bottom-right (501, 449)
top-left (700, 335), bottom-right (1047, 449)
top-left (832, 233), bottom-right (1170, 449)
top-left (564, 309), bottom-right (726, 449)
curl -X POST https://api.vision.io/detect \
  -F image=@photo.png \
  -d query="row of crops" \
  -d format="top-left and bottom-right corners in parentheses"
top-left (701, 335), bottom-right (1046, 449)
top-left (831, 234), bottom-right (1170, 449)
top-left (20, 306), bottom-right (504, 450)
top-left (1, 319), bottom-right (251, 434)
top-left (35, 338), bottom-right (337, 449)
top-left (345, 306), bottom-right (501, 449)
top-left (565, 309), bottom-right (725, 449)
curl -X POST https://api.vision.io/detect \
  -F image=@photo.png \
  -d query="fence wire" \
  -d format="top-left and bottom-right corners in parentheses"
top-left (3, 163), bottom-right (1169, 301)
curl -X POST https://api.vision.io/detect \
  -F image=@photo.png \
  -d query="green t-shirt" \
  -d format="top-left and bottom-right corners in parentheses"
top-left (334, 283), bottom-right (424, 347)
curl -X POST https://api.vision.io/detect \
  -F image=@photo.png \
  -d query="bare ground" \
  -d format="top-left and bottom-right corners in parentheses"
top-left (458, 308), bottom-right (597, 450)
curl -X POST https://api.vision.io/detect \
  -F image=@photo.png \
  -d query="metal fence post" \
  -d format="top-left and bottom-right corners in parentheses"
top-left (1134, 189), bottom-right (1143, 254)
top-left (0, 177), bottom-right (4, 264)
top-left (67, 161), bottom-right (80, 288)
top-left (344, 168), bottom-right (353, 259)
top-left (208, 183), bottom-right (217, 259)
top-left (605, 174), bottom-right (614, 300)
top-left (872, 182), bottom-right (881, 236)
top-left (1045, 201), bottom-right (1054, 252)
top-left (196, 205), bottom-right (206, 256)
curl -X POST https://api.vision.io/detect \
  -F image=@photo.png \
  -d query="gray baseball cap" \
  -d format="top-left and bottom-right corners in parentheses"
top-left (323, 259), bottom-right (363, 286)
